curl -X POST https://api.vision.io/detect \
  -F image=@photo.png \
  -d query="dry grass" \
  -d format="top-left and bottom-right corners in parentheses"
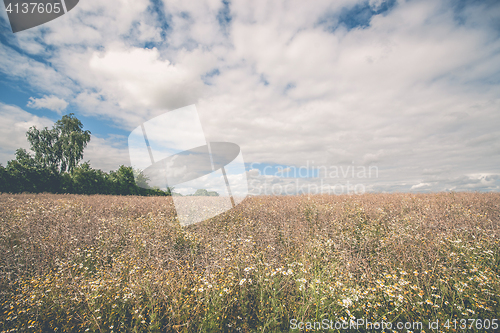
top-left (0, 192), bottom-right (499, 332)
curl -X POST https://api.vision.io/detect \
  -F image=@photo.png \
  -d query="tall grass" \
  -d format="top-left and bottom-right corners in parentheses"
top-left (0, 192), bottom-right (499, 332)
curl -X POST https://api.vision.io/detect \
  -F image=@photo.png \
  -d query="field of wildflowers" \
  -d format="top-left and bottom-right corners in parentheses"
top-left (0, 192), bottom-right (499, 332)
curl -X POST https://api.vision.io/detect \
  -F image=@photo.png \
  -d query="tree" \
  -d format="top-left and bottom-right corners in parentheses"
top-left (25, 126), bottom-right (60, 172)
top-left (26, 113), bottom-right (91, 173)
top-left (2, 113), bottom-right (174, 196)
top-left (0, 164), bottom-right (9, 193)
top-left (193, 189), bottom-right (219, 196)
top-left (109, 165), bottom-right (138, 195)
top-left (71, 162), bottom-right (107, 194)
top-left (6, 148), bottom-right (61, 193)
top-left (55, 114), bottom-right (91, 173)
top-left (133, 168), bottom-right (151, 189)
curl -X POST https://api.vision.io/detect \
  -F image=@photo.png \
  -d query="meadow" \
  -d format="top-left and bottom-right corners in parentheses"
top-left (0, 192), bottom-right (498, 332)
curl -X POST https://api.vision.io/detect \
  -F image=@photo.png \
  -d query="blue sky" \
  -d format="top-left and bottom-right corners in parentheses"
top-left (1, 0), bottom-right (499, 194)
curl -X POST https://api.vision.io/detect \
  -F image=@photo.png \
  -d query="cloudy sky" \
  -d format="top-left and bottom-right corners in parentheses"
top-left (0, 0), bottom-right (499, 195)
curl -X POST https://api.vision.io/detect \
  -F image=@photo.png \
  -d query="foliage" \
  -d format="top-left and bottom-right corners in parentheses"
top-left (1, 153), bottom-right (170, 196)
top-left (25, 126), bottom-right (60, 172)
top-left (26, 113), bottom-right (91, 174)
top-left (0, 192), bottom-right (498, 332)
top-left (4, 149), bottom-right (61, 193)
top-left (193, 189), bottom-right (219, 196)
top-left (71, 162), bottom-right (109, 195)
top-left (55, 113), bottom-right (92, 173)
top-left (133, 168), bottom-right (151, 189)
top-left (2, 114), bottom-right (169, 196)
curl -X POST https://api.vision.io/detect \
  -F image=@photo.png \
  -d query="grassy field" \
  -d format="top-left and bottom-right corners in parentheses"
top-left (0, 192), bottom-right (499, 332)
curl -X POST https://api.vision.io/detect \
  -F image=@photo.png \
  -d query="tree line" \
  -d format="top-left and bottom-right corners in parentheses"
top-left (0, 114), bottom-right (170, 196)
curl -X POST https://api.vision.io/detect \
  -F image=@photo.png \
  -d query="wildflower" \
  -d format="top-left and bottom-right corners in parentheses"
top-left (342, 298), bottom-right (353, 307)
top-left (239, 278), bottom-right (247, 285)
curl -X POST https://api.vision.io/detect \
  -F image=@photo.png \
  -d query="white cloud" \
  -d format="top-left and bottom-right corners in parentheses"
top-left (88, 46), bottom-right (212, 113)
top-left (27, 95), bottom-right (68, 113)
top-left (0, 43), bottom-right (75, 97)
top-left (0, 0), bottom-right (499, 192)
top-left (43, 0), bottom-right (153, 46)
top-left (411, 183), bottom-right (431, 190)
top-left (0, 103), bottom-right (54, 166)
top-left (82, 135), bottom-right (131, 172)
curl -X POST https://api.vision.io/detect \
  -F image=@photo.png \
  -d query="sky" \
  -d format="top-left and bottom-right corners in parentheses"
top-left (0, 0), bottom-right (499, 195)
